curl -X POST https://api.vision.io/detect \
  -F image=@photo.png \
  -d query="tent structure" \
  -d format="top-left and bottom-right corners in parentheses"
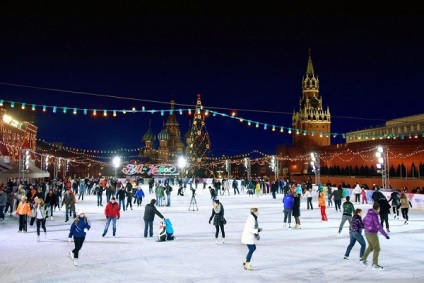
top-left (0, 161), bottom-right (49, 179)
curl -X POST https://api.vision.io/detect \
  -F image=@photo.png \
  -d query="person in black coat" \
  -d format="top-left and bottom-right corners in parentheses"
top-left (209, 186), bottom-right (217, 203)
top-left (143, 199), bottom-right (164, 238)
top-left (209, 199), bottom-right (226, 244)
top-left (372, 186), bottom-right (385, 202)
top-left (292, 192), bottom-right (301, 229)
top-left (377, 197), bottom-right (391, 232)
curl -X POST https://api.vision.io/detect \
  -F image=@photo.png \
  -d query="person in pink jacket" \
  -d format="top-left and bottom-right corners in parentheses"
top-left (360, 203), bottom-right (390, 270)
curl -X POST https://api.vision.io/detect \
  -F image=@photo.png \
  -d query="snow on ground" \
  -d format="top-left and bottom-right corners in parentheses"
top-left (1, 185), bottom-right (424, 283)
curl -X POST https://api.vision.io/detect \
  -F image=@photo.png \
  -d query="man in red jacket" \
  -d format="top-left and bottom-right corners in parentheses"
top-left (102, 197), bottom-right (120, 237)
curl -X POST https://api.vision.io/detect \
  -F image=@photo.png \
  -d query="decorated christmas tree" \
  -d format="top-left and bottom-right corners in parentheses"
top-left (186, 94), bottom-right (212, 178)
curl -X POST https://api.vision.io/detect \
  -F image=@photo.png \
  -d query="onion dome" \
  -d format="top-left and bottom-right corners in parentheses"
top-left (143, 127), bottom-right (156, 142)
top-left (158, 128), bottom-right (169, 141)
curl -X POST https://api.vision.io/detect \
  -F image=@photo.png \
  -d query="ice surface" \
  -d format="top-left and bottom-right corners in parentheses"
top-left (1, 185), bottom-right (423, 283)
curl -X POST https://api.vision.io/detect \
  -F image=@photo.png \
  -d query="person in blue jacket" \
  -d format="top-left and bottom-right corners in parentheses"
top-left (68, 209), bottom-right (91, 266)
top-left (283, 191), bottom-right (294, 228)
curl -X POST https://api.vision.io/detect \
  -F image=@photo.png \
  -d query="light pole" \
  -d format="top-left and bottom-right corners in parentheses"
top-left (310, 152), bottom-right (320, 185)
top-left (113, 156), bottom-right (121, 178)
top-left (177, 155), bottom-right (187, 178)
top-left (225, 159), bottom-right (231, 179)
top-left (244, 157), bottom-right (251, 181)
top-left (270, 155), bottom-right (278, 181)
top-left (375, 146), bottom-right (389, 189)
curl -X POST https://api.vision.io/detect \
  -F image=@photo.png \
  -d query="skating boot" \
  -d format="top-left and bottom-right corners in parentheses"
top-left (73, 259), bottom-right (78, 266)
top-left (244, 262), bottom-right (253, 271)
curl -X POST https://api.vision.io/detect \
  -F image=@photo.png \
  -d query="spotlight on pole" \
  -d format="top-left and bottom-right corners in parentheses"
top-left (113, 156), bottom-right (121, 178)
top-left (178, 156), bottom-right (187, 177)
top-left (310, 152), bottom-right (320, 185)
top-left (375, 146), bottom-right (389, 189)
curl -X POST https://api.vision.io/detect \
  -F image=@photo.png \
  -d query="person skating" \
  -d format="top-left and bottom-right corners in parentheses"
top-left (116, 186), bottom-right (126, 211)
top-left (33, 197), bottom-right (47, 242)
top-left (303, 188), bottom-right (313, 210)
top-left (387, 189), bottom-right (400, 219)
top-left (44, 189), bottom-right (57, 220)
top-left (371, 186), bottom-right (385, 202)
top-left (241, 208), bottom-right (262, 271)
top-left (338, 196), bottom-right (355, 234)
top-left (68, 209), bottom-right (91, 266)
top-left (209, 199), bottom-right (226, 244)
top-left (143, 199), bottom-right (164, 238)
top-left (333, 186), bottom-right (342, 212)
top-left (361, 187), bottom-right (368, 204)
top-left (399, 192), bottom-right (412, 224)
top-left (135, 187), bottom-right (145, 206)
top-left (377, 196), bottom-right (391, 233)
top-left (102, 197), bottom-right (120, 237)
top-left (344, 209), bottom-right (366, 260)
top-left (292, 191), bottom-right (301, 229)
top-left (360, 203), bottom-right (390, 270)
top-left (126, 186), bottom-right (133, 210)
top-left (62, 188), bottom-right (76, 222)
top-left (353, 183), bottom-right (362, 204)
top-left (16, 196), bottom-right (31, 232)
top-left (0, 189), bottom-right (6, 221)
top-left (318, 191), bottom-right (328, 221)
top-left (282, 191), bottom-right (294, 228)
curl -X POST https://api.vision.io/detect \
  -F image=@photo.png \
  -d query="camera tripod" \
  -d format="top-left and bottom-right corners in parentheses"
top-left (189, 191), bottom-right (198, 211)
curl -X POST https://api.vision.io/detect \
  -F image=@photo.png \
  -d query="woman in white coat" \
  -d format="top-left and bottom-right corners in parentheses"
top-left (241, 207), bottom-right (262, 271)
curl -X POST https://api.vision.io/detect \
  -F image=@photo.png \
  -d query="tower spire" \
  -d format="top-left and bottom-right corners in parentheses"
top-left (306, 48), bottom-right (315, 78)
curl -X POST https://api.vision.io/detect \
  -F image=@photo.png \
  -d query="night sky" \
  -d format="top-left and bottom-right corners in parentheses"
top-left (1, 2), bottom-right (423, 158)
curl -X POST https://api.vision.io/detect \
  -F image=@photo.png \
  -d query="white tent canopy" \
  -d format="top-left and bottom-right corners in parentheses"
top-left (0, 160), bottom-right (49, 179)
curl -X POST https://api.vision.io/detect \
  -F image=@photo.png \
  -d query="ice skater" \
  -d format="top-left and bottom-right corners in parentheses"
top-left (303, 188), bottom-right (313, 210)
top-left (241, 208), bottom-right (262, 271)
top-left (143, 199), bottom-right (164, 238)
top-left (400, 192), bottom-right (412, 224)
top-left (282, 191), bottom-right (294, 228)
top-left (360, 203), bottom-right (390, 270)
top-left (102, 197), bottom-right (120, 237)
top-left (16, 196), bottom-right (31, 232)
top-left (33, 198), bottom-right (47, 242)
top-left (292, 191), bottom-right (301, 229)
top-left (388, 189), bottom-right (400, 219)
top-left (344, 209), bottom-right (366, 260)
top-left (209, 199), bottom-right (226, 244)
top-left (318, 191), bottom-right (328, 221)
top-left (68, 209), bottom-right (91, 266)
top-left (338, 196), bottom-right (354, 234)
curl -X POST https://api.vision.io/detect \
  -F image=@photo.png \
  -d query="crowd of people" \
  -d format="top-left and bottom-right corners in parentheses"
top-left (0, 176), bottom-right (417, 270)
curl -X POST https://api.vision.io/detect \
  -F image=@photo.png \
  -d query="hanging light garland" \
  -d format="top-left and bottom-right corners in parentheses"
top-left (5, 97), bottom-right (420, 141)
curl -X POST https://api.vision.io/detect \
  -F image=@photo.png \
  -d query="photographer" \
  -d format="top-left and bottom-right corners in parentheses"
top-left (209, 186), bottom-right (217, 203)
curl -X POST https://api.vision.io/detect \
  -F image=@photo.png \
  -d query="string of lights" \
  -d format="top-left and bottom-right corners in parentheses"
top-left (2, 98), bottom-right (423, 147)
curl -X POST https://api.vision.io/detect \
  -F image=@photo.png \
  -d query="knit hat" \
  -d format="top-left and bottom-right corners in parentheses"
top-left (77, 209), bottom-right (85, 215)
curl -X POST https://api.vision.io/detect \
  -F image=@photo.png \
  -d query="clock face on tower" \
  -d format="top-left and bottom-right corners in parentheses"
top-left (310, 98), bottom-right (319, 108)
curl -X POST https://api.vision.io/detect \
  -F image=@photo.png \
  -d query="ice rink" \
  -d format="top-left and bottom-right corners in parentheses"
top-left (1, 185), bottom-right (423, 283)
